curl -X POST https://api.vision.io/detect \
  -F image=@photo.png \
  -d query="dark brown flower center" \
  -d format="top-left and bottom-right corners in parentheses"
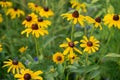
top-left (14, 7), bottom-right (18, 11)
top-left (57, 56), bottom-right (62, 61)
top-left (32, 24), bottom-right (38, 30)
top-left (38, 17), bottom-right (43, 22)
top-left (35, 4), bottom-right (38, 7)
top-left (113, 15), bottom-right (119, 21)
top-left (72, 11), bottom-right (79, 18)
top-left (44, 7), bottom-right (49, 11)
top-left (72, 56), bottom-right (75, 59)
top-left (68, 42), bottom-right (75, 48)
top-left (87, 41), bottom-right (93, 47)
top-left (95, 17), bottom-right (101, 23)
top-left (24, 73), bottom-right (31, 80)
top-left (26, 16), bottom-right (32, 21)
top-left (12, 59), bottom-right (18, 65)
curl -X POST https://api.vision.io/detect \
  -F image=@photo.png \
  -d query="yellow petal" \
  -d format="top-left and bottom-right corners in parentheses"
top-left (66, 38), bottom-right (71, 42)
top-left (34, 70), bottom-right (43, 75)
top-left (59, 43), bottom-right (68, 47)
top-left (63, 47), bottom-right (70, 55)
top-left (74, 47), bottom-right (82, 54)
top-left (7, 65), bottom-right (13, 73)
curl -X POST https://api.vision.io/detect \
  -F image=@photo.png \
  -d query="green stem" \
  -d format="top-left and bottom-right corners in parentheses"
top-left (85, 53), bottom-right (88, 66)
top-left (83, 53), bottom-right (89, 80)
top-left (66, 72), bottom-right (70, 80)
top-left (71, 24), bottom-right (74, 41)
top-left (45, 0), bottom-right (48, 7)
top-left (106, 28), bottom-right (114, 45)
top-left (84, 26), bottom-right (87, 36)
top-left (90, 26), bottom-right (94, 36)
top-left (34, 37), bottom-right (39, 56)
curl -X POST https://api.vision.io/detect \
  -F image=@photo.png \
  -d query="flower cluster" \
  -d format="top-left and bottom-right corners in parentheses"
top-left (21, 2), bottom-right (54, 38)
top-left (3, 59), bottom-right (43, 80)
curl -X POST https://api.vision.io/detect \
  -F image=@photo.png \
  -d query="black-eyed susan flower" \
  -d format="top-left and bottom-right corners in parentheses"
top-left (28, 2), bottom-right (41, 13)
top-left (85, 16), bottom-right (102, 30)
top-left (0, 14), bottom-right (3, 23)
top-left (103, 14), bottom-right (120, 29)
top-left (19, 46), bottom-right (28, 53)
top-left (68, 53), bottom-right (78, 64)
top-left (0, 43), bottom-right (3, 52)
top-left (60, 38), bottom-right (82, 55)
top-left (39, 7), bottom-right (54, 18)
top-left (0, 0), bottom-right (12, 8)
top-left (61, 10), bottom-right (84, 26)
top-left (14, 69), bottom-right (43, 80)
top-left (53, 52), bottom-right (64, 64)
top-left (21, 24), bottom-right (48, 38)
top-left (2, 59), bottom-right (25, 74)
top-left (6, 7), bottom-right (25, 19)
top-left (22, 13), bottom-right (37, 28)
top-left (80, 36), bottom-right (100, 54)
top-left (37, 17), bottom-right (51, 28)
top-left (70, 0), bottom-right (87, 12)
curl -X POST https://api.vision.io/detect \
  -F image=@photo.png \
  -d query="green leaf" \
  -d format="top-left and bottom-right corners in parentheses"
top-left (57, 64), bottom-right (64, 74)
top-left (89, 70), bottom-right (101, 79)
top-left (45, 74), bottom-right (54, 80)
top-left (91, 0), bottom-right (99, 4)
top-left (70, 65), bottom-right (99, 74)
top-left (104, 53), bottom-right (120, 57)
top-left (74, 31), bottom-right (83, 38)
top-left (26, 54), bottom-right (34, 61)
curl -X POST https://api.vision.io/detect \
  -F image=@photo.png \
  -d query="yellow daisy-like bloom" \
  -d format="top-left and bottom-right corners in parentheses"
top-left (28, 2), bottom-right (41, 13)
top-left (70, 0), bottom-right (87, 12)
top-left (6, 8), bottom-right (25, 19)
top-left (0, 0), bottom-right (12, 8)
top-left (0, 44), bottom-right (3, 52)
top-left (53, 52), bottom-right (64, 64)
top-left (19, 46), bottom-right (28, 53)
top-left (2, 59), bottom-right (25, 74)
top-left (39, 7), bottom-right (54, 18)
top-left (85, 16), bottom-right (102, 30)
top-left (14, 69), bottom-right (43, 80)
top-left (59, 38), bottom-right (82, 55)
top-left (80, 36), bottom-right (100, 54)
top-left (37, 17), bottom-right (51, 28)
top-left (103, 14), bottom-right (120, 29)
top-left (0, 14), bottom-right (3, 23)
top-left (21, 24), bottom-right (48, 38)
top-left (68, 53), bottom-right (78, 64)
top-left (22, 13), bottom-right (37, 28)
top-left (61, 10), bottom-right (84, 26)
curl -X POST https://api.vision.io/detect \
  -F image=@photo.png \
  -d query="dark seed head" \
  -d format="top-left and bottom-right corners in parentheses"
top-left (38, 17), bottom-right (43, 22)
top-left (72, 56), bottom-right (75, 59)
top-left (35, 4), bottom-right (38, 7)
top-left (14, 7), bottom-right (18, 11)
top-left (87, 41), bottom-right (93, 47)
top-left (44, 7), bottom-right (49, 11)
top-left (72, 11), bottom-right (79, 18)
top-left (32, 24), bottom-right (38, 30)
top-left (95, 17), bottom-right (101, 23)
top-left (12, 59), bottom-right (18, 65)
top-left (57, 56), bottom-right (62, 61)
top-left (113, 15), bottom-right (119, 21)
top-left (24, 73), bottom-right (31, 80)
top-left (68, 42), bottom-right (75, 48)
top-left (26, 16), bottom-right (32, 21)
